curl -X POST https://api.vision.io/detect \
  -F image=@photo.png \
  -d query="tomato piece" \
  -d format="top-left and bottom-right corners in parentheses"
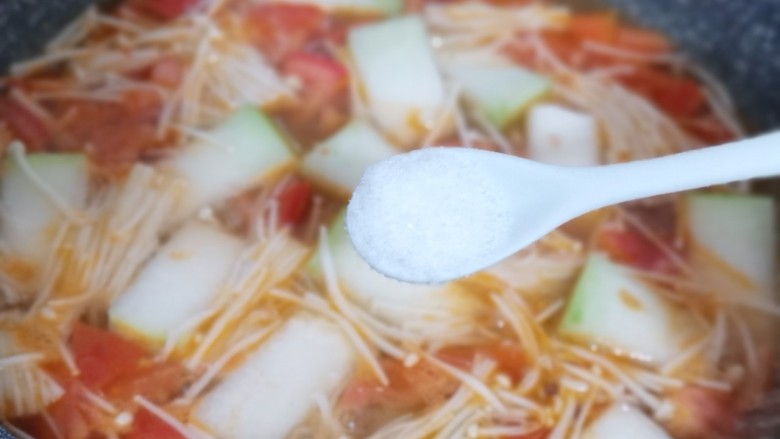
top-left (436, 345), bottom-right (478, 370)
top-left (123, 408), bottom-right (186, 439)
top-left (596, 224), bottom-right (675, 273)
top-left (569, 12), bottom-right (617, 43)
top-left (46, 381), bottom-right (95, 439)
top-left (280, 52), bottom-right (350, 143)
top-left (680, 114), bottom-right (736, 144)
top-left (339, 356), bottom-right (461, 436)
top-left (502, 38), bottom-right (537, 69)
top-left (541, 32), bottom-right (583, 66)
top-left (275, 179), bottom-right (313, 226)
top-left (52, 90), bottom-right (166, 172)
top-left (243, 4), bottom-right (326, 63)
top-left (149, 56), bottom-right (187, 89)
top-left (0, 95), bottom-right (51, 151)
top-left (127, 0), bottom-right (198, 20)
top-left (340, 343), bottom-right (525, 435)
top-left (282, 52), bottom-right (349, 104)
top-left (653, 77), bottom-right (703, 118)
top-left (106, 361), bottom-right (190, 405)
top-left (71, 322), bottom-right (148, 391)
top-left (13, 379), bottom-right (95, 439)
top-left (506, 24), bottom-right (669, 71)
top-left (17, 325), bottom-right (189, 437)
top-left (614, 26), bottom-right (671, 55)
top-left (482, 342), bottom-right (526, 383)
top-left (665, 386), bottom-right (737, 439)
top-left (619, 68), bottom-right (704, 118)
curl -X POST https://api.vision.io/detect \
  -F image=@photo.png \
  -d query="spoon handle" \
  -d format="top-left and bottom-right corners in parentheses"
top-left (579, 131), bottom-right (780, 207)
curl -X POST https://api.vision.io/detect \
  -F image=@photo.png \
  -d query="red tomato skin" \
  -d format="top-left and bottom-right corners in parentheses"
top-left (14, 326), bottom-right (189, 437)
top-left (618, 68), bottom-right (704, 118)
top-left (279, 51), bottom-right (350, 142)
top-left (52, 90), bottom-right (166, 172)
top-left (276, 179), bottom-right (313, 226)
top-left (71, 323), bottom-right (190, 401)
top-left (339, 357), bottom-right (458, 410)
top-left (680, 115), bottom-right (735, 144)
top-left (341, 342), bottom-right (526, 411)
top-left (0, 96), bottom-right (50, 151)
top-left (569, 13), bottom-right (617, 43)
top-left (282, 52), bottom-right (349, 103)
top-left (597, 225), bottom-right (675, 273)
top-left (71, 322), bottom-right (148, 391)
top-left (106, 361), bottom-right (190, 405)
top-left (665, 386), bottom-right (738, 439)
top-left (128, 0), bottom-right (198, 20)
top-left (12, 379), bottom-right (95, 439)
top-left (149, 56), bottom-right (187, 88)
top-left (243, 4), bottom-right (326, 63)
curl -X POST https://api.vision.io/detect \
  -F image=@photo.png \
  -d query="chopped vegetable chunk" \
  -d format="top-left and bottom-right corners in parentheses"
top-left (0, 151), bottom-right (87, 264)
top-left (448, 65), bottom-right (550, 128)
top-left (348, 15), bottom-right (449, 146)
top-left (301, 120), bottom-right (398, 196)
top-left (685, 193), bottom-right (776, 296)
top-left (159, 106), bottom-right (295, 222)
top-left (584, 404), bottom-right (672, 439)
top-left (560, 253), bottom-right (701, 363)
top-left (527, 104), bottom-right (600, 166)
top-left (109, 221), bottom-right (244, 345)
top-left (0, 1), bottom-right (774, 438)
top-left (193, 315), bottom-right (355, 439)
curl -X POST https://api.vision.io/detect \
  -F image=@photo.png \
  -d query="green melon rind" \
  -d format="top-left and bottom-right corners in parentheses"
top-left (560, 253), bottom-right (699, 364)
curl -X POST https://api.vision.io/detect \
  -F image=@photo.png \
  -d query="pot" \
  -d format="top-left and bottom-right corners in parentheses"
top-left (0, 0), bottom-right (777, 438)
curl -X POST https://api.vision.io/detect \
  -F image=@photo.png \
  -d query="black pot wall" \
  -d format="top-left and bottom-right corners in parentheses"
top-left (0, 0), bottom-right (92, 76)
top-left (0, 1), bottom-right (777, 438)
top-left (599, 0), bottom-right (780, 132)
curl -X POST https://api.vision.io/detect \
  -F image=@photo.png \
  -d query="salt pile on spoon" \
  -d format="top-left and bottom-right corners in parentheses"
top-left (346, 147), bottom-right (519, 284)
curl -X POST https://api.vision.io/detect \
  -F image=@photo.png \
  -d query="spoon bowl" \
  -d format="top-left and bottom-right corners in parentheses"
top-left (346, 131), bottom-right (780, 284)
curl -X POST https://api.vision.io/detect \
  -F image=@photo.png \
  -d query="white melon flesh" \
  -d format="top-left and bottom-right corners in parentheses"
top-left (301, 120), bottom-right (398, 197)
top-left (559, 253), bottom-right (700, 364)
top-left (527, 104), bottom-right (600, 166)
top-left (273, 0), bottom-right (401, 16)
top-left (109, 221), bottom-right (244, 345)
top-left (159, 106), bottom-right (295, 221)
top-left (685, 193), bottom-right (775, 296)
top-left (310, 212), bottom-right (476, 329)
top-left (439, 50), bottom-right (513, 69)
top-left (348, 16), bottom-right (449, 146)
top-left (0, 153), bottom-right (88, 264)
top-left (193, 315), bottom-right (355, 439)
top-left (584, 404), bottom-right (672, 439)
top-left (448, 65), bottom-right (550, 128)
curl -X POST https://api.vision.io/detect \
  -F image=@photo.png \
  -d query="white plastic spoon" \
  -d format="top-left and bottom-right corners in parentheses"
top-left (346, 131), bottom-right (780, 284)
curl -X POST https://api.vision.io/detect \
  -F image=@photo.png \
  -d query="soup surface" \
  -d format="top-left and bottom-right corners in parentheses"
top-left (0, 0), bottom-right (776, 438)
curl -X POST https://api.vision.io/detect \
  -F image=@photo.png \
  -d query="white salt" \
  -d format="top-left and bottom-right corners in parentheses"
top-left (345, 147), bottom-right (519, 284)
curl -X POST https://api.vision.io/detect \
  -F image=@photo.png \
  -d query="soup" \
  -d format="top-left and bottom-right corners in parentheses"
top-left (0, 0), bottom-right (776, 438)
